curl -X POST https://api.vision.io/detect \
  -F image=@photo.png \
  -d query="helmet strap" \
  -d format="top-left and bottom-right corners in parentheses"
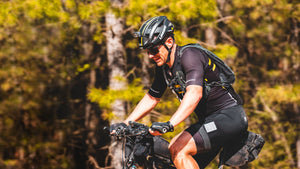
top-left (163, 39), bottom-right (174, 63)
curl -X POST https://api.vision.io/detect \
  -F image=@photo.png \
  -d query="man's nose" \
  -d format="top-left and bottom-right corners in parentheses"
top-left (148, 53), bottom-right (155, 59)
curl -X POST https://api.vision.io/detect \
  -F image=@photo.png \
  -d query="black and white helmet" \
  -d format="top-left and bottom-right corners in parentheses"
top-left (135, 16), bottom-right (174, 49)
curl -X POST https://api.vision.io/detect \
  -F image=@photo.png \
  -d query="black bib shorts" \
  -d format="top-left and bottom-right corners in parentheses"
top-left (186, 105), bottom-right (248, 168)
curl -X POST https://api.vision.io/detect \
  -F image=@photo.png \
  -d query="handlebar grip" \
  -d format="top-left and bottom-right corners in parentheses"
top-left (103, 126), bottom-right (110, 132)
top-left (150, 127), bottom-right (167, 133)
top-left (129, 121), bottom-right (140, 126)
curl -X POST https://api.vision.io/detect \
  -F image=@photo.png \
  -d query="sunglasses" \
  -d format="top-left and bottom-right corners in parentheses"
top-left (147, 45), bottom-right (161, 55)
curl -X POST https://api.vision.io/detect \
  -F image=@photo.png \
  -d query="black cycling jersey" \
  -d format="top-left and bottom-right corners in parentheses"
top-left (148, 46), bottom-right (238, 118)
top-left (147, 45), bottom-right (252, 168)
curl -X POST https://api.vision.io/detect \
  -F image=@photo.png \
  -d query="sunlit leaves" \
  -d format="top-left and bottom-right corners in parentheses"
top-left (24, 0), bottom-right (64, 22)
top-left (0, 0), bottom-right (108, 168)
top-left (168, 0), bottom-right (217, 23)
top-left (211, 44), bottom-right (238, 60)
top-left (78, 1), bottom-right (109, 20)
top-left (0, 0), bottom-right (298, 168)
top-left (0, 2), bottom-right (18, 27)
top-left (255, 85), bottom-right (300, 105)
top-left (88, 78), bottom-right (145, 108)
top-left (77, 64), bottom-right (91, 73)
top-left (250, 84), bottom-right (300, 168)
top-left (174, 30), bottom-right (198, 46)
top-left (88, 78), bottom-right (145, 120)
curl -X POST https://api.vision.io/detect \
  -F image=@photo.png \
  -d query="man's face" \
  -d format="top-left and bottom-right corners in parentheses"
top-left (147, 44), bottom-right (168, 66)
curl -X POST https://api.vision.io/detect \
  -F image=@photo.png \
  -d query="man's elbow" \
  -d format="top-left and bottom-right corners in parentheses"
top-left (146, 93), bottom-right (160, 103)
top-left (186, 85), bottom-right (203, 102)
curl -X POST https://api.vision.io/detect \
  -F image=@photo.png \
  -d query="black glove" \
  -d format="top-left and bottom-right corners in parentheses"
top-left (110, 122), bottom-right (127, 134)
top-left (150, 121), bottom-right (174, 134)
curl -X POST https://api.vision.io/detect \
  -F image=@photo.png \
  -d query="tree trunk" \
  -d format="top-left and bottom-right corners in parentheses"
top-left (260, 97), bottom-right (296, 167)
top-left (81, 22), bottom-right (102, 168)
top-left (142, 53), bottom-right (151, 89)
top-left (106, 10), bottom-right (126, 169)
top-left (297, 138), bottom-right (300, 169)
top-left (217, 0), bottom-right (226, 14)
top-left (295, 103), bottom-right (300, 169)
top-left (291, 17), bottom-right (300, 169)
top-left (205, 27), bottom-right (216, 47)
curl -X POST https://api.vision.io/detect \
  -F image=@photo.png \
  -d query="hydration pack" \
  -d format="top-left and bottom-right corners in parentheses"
top-left (163, 43), bottom-right (236, 101)
top-left (180, 43), bottom-right (236, 87)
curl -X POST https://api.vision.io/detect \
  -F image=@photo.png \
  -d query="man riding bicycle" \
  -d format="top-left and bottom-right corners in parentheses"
top-left (110, 16), bottom-right (249, 169)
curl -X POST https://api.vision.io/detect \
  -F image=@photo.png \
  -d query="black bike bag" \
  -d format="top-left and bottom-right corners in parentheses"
top-left (219, 131), bottom-right (265, 167)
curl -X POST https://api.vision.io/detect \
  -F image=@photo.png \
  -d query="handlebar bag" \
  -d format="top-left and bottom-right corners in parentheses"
top-left (153, 136), bottom-right (171, 159)
top-left (133, 137), bottom-right (153, 166)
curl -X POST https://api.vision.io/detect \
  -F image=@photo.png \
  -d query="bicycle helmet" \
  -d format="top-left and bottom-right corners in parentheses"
top-left (135, 16), bottom-right (174, 49)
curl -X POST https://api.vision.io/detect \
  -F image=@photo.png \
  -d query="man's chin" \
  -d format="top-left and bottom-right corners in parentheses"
top-left (156, 62), bottom-right (164, 66)
top-left (155, 61), bottom-right (165, 66)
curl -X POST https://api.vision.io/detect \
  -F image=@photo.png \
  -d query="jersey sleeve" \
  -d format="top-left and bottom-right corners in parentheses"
top-left (148, 66), bottom-right (167, 98)
top-left (181, 47), bottom-right (206, 87)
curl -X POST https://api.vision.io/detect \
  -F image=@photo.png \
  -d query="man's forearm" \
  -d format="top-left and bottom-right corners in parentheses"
top-left (124, 93), bottom-right (160, 124)
top-left (169, 85), bottom-right (203, 127)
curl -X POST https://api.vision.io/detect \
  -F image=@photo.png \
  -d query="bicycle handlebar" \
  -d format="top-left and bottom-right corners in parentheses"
top-left (104, 121), bottom-right (150, 138)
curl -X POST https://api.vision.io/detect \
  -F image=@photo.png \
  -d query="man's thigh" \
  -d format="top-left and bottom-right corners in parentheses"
top-left (169, 131), bottom-right (198, 156)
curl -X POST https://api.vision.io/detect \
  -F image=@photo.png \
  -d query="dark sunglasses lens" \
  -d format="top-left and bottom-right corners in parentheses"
top-left (148, 47), bottom-right (159, 55)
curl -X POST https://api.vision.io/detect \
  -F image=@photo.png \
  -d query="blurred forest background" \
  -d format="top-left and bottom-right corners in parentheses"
top-left (0, 0), bottom-right (299, 168)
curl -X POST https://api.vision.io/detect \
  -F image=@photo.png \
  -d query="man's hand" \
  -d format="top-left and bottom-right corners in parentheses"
top-left (109, 122), bottom-right (127, 135)
top-left (150, 121), bottom-right (174, 134)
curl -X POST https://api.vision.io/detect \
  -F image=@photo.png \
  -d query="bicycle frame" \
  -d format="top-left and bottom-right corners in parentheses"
top-left (106, 122), bottom-right (264, 169)
top-left (107, 121), bottom-right (175, 169)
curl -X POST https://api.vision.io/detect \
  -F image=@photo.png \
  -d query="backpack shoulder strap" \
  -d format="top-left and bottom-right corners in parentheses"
top-left (179, 43), bottom-right (235, 87)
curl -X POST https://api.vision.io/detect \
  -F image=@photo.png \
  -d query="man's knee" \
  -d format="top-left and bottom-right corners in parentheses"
top-left (168, 141), bottom-right (179, 158)
top-left (168, 132), bottom-right (197, 158)
top-left (169, 144), bottom-right (184, 161)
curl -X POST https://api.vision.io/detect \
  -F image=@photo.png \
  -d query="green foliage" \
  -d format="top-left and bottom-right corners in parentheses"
top-left (174, 30), bottom-right (198, 46)
top-left (101, 0), bottom-right (300, 168)
top-left (255, 84), bottom-right (300, 104)
top-left (77, 63), bottom-right (91, 73)
top-left (168, 0), bottom-right (218, 23)
top-left (0, 0), bottom-right (299, 168)
top-left (0, 0), bottom-right (108, 168)
top-left (77, 0), bottom-right (109, 43)
top-left (210, 44), bottom-right (238, 60)
top-left (248, 84), bottom-right (300, 168)
top-left (88, 78), bottom-right (145, 119)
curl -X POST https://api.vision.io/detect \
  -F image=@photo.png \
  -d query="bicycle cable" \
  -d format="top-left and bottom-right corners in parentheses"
top-left (122, 137), bottom-right (126, 169)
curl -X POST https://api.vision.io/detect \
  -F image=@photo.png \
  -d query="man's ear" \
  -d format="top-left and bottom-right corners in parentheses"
top-left (165, 37), bottom-right (174, 48)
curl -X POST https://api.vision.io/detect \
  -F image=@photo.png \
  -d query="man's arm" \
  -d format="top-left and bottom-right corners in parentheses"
top-left (124, 93), bottom-right (160, 125)
top-left (169, 85), bottom-right (203, 127)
